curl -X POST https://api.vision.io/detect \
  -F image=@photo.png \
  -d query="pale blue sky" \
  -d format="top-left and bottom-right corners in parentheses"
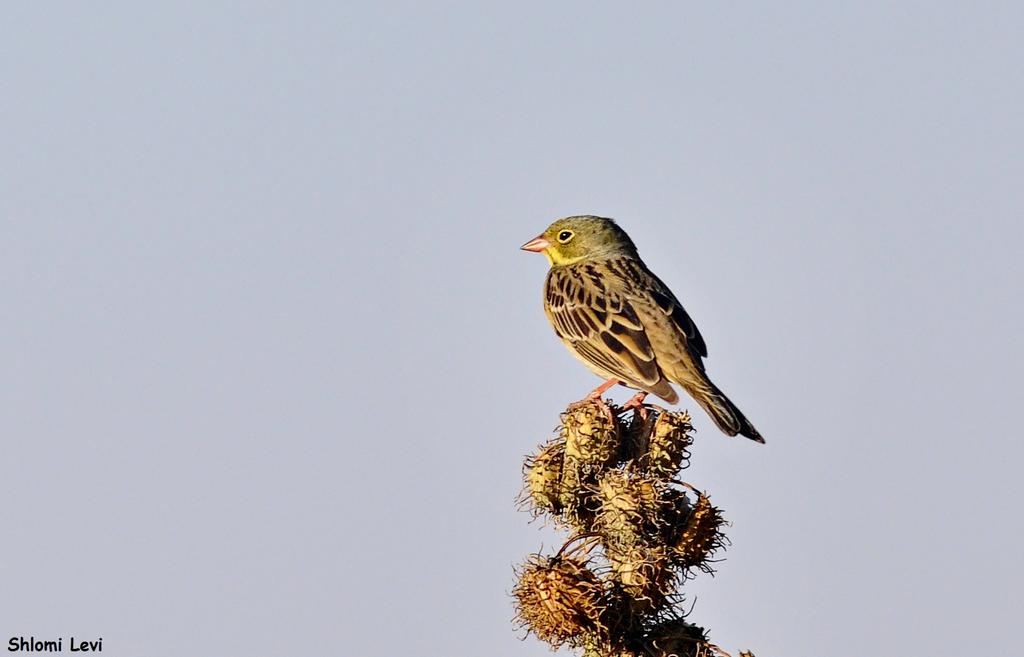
top-left (2, 3), bottom-right (1022, 656)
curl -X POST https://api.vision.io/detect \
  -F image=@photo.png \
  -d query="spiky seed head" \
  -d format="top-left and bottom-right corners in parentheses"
top-left (562, 398), bottom-right (620, 472)
top-left (671, 492), bottom-right (726, 570)
top-left (597, 470), bottom-right (664, 525)
top-left (606, 544), bottom-right (674, 613)
top-left (513, 555), bottom-right (608, 649)
top-left (643, 410), bottom-right (694, 479)
top-left (594, 469), bottom-right (671, 565)
top-left (556, 455), bottom-right (599, 533)
top-left (523, 440), bottom-right (565, 516)
top-left (554, 399), bottom-right (622, 530)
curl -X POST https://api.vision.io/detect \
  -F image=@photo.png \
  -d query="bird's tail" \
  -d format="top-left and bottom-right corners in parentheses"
top-left (690, 380), bottom-right (765, 444)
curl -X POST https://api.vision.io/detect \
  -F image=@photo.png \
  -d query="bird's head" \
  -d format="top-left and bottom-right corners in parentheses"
top-left (520, 215), bottom-right (638, 266)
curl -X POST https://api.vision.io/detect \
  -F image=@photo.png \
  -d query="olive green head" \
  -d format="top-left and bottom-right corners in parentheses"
top-left (520, 215), bottom-right (638, 266)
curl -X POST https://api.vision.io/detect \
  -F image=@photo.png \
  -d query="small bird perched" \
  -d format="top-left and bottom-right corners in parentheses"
top-left (522, 215), bottom-right (765, 443)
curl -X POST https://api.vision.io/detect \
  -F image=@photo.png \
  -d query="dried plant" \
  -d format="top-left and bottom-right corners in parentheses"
top-left (515, 399), bottom-right (756, 657)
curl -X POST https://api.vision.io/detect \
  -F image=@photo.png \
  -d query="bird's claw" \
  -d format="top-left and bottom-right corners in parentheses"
top-left (620, 391), bottom-right (650, 421)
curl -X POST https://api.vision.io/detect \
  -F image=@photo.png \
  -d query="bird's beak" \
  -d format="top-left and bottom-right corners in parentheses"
top-left (520, 235), bottom-right (551, 253)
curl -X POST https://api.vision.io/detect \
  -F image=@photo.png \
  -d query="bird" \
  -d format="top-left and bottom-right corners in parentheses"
top-left (521, 215), bottom-right (764, 443)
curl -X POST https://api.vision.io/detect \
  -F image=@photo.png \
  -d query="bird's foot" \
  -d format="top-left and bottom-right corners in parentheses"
top-left (620, 391), bottom-right (650, 421)
top-left (568, 379), bottom-right (621, 412)
top-left (584, 378), bottom-right (620, 401)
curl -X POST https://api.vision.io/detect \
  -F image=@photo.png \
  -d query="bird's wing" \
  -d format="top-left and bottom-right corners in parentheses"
top-left (624, 260), bottom-right (708, 363)
top-left (544, 265), bottom-right (665, 389)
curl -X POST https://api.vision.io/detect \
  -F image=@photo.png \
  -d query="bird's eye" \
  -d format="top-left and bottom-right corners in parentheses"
top-left (557, 230), bottom-right (574, 243)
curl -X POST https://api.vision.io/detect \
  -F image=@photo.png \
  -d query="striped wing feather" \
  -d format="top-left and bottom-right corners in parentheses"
top-left (544, 265), bottom-right (666, 392)
top-left (630, 264), bottom-right (708, 366)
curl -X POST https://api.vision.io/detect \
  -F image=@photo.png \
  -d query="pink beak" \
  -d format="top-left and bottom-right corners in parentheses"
top-left (520, 235), bottom-right (551, 253)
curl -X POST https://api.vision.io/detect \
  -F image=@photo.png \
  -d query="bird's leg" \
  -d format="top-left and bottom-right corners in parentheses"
top-left (585, 378), bottom-right (620, 401)
top-left (621, 391), bottom-right (650, 421)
